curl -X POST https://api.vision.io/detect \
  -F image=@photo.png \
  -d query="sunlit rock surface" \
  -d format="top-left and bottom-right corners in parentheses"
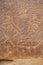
top-left (0, 58), bottom-right (43, 65)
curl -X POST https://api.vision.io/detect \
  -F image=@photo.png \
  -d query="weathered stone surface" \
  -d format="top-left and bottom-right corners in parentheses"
top-left (0, 0), bottom-right (43, 59)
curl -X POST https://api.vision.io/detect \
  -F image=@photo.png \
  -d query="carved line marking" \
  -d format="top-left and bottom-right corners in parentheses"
top-left (33, 40), bottom-right (43, 49)
top-left (2, 32), bottom-right (14, 46)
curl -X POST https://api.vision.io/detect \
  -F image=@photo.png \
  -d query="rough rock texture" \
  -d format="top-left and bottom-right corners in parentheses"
top-left (0, 0), bottom-right (43, 59)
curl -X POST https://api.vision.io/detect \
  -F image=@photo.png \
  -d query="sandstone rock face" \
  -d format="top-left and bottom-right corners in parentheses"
top-left (0, 0), bottom-right (43, 59)
top-left (0, 58), bottom-right (43, 65)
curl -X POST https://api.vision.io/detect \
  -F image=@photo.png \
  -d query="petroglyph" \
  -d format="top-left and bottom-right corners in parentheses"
top-left (0, 0), bottom-right (43, 59)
